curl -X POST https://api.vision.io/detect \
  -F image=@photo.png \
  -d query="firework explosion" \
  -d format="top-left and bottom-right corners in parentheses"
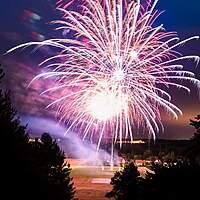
top-left (8, 0), bottom-right (200, 152)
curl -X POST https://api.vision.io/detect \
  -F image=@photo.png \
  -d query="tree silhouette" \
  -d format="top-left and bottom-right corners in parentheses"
top-left (186, 114), bottom-right (200, 164)
top-left (0, 66), bottom-right (32, 199)
top-left (0, 67), bottom-right (76, 200)
top-left (30, 133), bottom-right (76, 200)
top-left (190, 114), bottom-right (200, 132)
top-left (145, 161), bottom-right (200, 200)
top-left (106, 162), bottom-right (143, 200)
top-left (106, 114), bottom-right (200, 200)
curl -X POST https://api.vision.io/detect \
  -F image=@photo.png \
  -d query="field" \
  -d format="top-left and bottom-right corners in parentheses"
top-left (69, 159), bottom-right (115, 200)
top-left (68, 159), bottom-right (152, 200)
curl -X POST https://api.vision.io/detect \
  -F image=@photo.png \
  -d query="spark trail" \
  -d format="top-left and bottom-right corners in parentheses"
top-left (8, 0), bottom-right (200, 153)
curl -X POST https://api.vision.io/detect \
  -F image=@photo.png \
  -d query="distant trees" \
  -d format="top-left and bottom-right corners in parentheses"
top-left (0, 67), bottom-right (76, 200)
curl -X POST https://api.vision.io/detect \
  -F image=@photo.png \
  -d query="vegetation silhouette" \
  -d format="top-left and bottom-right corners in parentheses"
top-left (2, 64), bottom-right (200, 200)
top-left (186, 114), bottom-right (200, 164)
top-left (0, 67), bottom-right (76, 200)
top-left (107, 160), bottom-right (200, 200)
top-left (29, 133), bottom-right (76, 200)
top-left (106, 162), bottom-right (144, 200)
top-left (107, 114), bottom-right (200, 200)
top-left (145, 161), bottom-right (200, 200)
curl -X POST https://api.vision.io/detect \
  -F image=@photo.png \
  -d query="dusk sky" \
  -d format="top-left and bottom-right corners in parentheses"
top-left (0, 0), bottom-right (200, 140)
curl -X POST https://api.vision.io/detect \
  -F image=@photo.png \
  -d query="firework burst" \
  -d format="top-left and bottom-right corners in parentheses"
top-left (8, 0), bottom-right (200, 151)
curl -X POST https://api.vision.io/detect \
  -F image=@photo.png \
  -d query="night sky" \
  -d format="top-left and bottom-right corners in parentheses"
top-left (0, 0), bottom-right (200, 140)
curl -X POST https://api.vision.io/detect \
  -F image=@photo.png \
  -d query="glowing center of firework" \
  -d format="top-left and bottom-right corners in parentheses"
top-left (113, 69), bottom-right (125, 81)
top-left (130, 50), bottom-right (138, 60)
top-left (88, 92), bottom-right (127, 121)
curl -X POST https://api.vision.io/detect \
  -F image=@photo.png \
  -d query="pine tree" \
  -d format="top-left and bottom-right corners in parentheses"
top-left (0, 67), bottom-right (76, 200)
top-left (30, 133), bottom-right (76, 200)
top-left (0, 66), bottom-right (34, 199)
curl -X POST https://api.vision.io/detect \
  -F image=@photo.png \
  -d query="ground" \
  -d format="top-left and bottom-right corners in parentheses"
top-left (70, 159), bottom-right (114, 200)
top-left (68, 159), bottom-right (152, 200)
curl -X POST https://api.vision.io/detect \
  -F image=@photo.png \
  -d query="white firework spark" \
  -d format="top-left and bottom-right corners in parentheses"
top-left (8, 0), bottom-right (200, 151)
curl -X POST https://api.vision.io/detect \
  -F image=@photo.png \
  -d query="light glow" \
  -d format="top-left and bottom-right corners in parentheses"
top-left (8, 0), bottom-right (200, 151)
top-left (88, 91), bottom-right (127, 121)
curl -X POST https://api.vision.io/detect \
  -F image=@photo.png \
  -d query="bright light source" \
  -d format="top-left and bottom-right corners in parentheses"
top-left (130, 50), bottom-right (138, 60)
top-left (88, 92), bottom-right (127, 121)
top-left (113, 68), bottom-right (125, 81)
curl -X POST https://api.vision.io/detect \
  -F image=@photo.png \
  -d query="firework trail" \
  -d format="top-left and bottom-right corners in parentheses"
top-left (8, 0), bottom-right (200, 152)
top-left (56, 0), bottom-right (75, 9)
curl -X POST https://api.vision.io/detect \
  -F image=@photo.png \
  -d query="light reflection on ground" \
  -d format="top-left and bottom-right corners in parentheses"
top-left (68, 159), bottom-right (153, 200)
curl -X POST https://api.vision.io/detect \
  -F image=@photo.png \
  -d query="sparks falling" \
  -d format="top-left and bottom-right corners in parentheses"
top-left (8, 0), bottom-right (200, 151)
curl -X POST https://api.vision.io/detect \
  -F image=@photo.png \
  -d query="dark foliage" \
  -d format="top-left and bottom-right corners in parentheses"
top-left (106, 162), bottom-right (144, 200)
top-left (107, 160), bottom-right (200, 200)
top-left (186, 114), bottom-right (200, 164)
top-left (107, 115), bottom-right (200, 200)
top-left (29, 133), bottom-right (76, 200)
top-left (0, 67), bottom-right (76, 200)
top-left (190, 114), bottom-right (200, 132)
top-left (145, 161), bottom-right (200, 200)
top-left (0, 67), bottom-right (31, 199)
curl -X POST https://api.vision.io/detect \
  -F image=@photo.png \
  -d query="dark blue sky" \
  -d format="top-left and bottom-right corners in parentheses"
top-left (157, 0), bottom-right (200, 30)
top-left (0, 0), bottom-right (200, 139)
top-left (0, 0), bottom-right (200, 45)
